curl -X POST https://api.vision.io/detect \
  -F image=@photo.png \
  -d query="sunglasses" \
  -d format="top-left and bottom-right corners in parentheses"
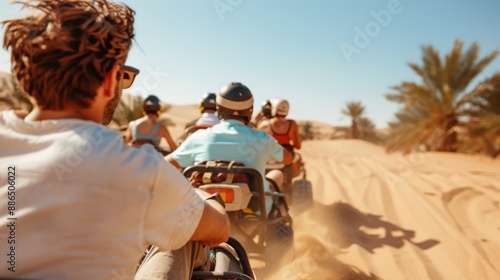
top-left (122, 65), bottom-right (139, 89)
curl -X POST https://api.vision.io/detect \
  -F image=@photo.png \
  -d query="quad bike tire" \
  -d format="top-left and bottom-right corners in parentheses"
top-left (292, 178), bottom-right (313, 211)
top-left (265, 223), bottom-right (295, 270)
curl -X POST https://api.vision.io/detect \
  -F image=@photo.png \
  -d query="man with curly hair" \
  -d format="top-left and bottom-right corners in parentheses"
top-left (0, 1), bottom-right (229, 279)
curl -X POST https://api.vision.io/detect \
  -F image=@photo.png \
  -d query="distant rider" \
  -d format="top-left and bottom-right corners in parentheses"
top-left (124, 94), bottom-right (178, 152)
top-left (257, 98), bottom-right (302, 193)
top-left (180, 92), bottom-right (220, 142)
top-left (258, 98), bottom-right (301, 156)
top-left (249, 99), bottom-right (273, 128)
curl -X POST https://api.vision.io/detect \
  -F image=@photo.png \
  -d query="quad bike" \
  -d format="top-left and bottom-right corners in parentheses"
top-left (266, 152), bottom-right (312, 210)
top-left (183, 162), bottom-right (295, 273)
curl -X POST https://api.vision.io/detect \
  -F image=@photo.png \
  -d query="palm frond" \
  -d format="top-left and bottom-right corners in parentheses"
top-left (385, 40), bottom-right (499, 155)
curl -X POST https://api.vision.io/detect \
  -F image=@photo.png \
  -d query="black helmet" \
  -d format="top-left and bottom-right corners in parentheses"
top-left (261, 99), bottom-right (272, 118)
top-left (216, 82), bottom-right (254, 123)
top-left (143, 95), bottom-right (161, 114)
top-left (199, 92), bottom-right (217, 113)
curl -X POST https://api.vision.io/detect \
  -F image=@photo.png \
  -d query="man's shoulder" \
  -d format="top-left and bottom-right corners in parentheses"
top-left (60, 123), bottom-right (128, 158)
top-left (81, 126), bottom-right (163, 175)
top-left (77, 122), bottom-right (122, 140)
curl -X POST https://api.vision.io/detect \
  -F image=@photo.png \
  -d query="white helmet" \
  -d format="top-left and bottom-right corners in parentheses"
top-left (272, 98), bottom-right (289, 117)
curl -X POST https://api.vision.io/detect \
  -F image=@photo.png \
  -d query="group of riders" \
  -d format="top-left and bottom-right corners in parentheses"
top-left (123, 89), bottom-right (304, 195)
top-left (0, 0), bottom-right (304, 279)
top-left (123, 92), bottom-right (302, 158)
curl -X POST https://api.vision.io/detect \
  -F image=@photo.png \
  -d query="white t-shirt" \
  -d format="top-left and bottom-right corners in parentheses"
top-left (0, 110), bottom-right (204, 279)
top-left (195, 112), bottom-right (220, 127)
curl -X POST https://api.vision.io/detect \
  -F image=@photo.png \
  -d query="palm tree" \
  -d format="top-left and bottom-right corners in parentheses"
top-left (461, 73), bottom-right (500, 157)
top-left (341, 101), bottom-right (365, 139)
top-left (385, 40), bottom-right (499, 153)
top-left (358, 117), bottom-right (382, 144)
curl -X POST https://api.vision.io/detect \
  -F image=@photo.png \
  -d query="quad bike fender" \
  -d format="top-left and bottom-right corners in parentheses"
top-left (199, 183), bottom-right (252, 212)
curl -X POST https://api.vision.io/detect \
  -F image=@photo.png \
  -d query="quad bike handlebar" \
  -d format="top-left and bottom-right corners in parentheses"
top-left (129, 139), bottom-right (172, 156)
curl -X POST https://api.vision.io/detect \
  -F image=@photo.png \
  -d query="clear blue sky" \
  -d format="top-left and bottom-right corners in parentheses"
top-left (1, 0), bottom-right (499, 128)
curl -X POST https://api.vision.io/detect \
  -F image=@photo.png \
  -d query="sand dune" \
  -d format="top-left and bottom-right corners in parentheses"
top-left (267, 139), bottom-right (500, 280)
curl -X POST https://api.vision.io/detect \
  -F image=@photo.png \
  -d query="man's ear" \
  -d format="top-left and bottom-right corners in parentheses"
top-left (102, 64), bottom-right (121, 99)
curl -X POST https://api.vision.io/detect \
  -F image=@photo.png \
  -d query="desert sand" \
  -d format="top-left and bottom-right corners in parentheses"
top-left (165, 106), bottom-right (500, 280)
top-left (268, 140), bottom-right (500, 280)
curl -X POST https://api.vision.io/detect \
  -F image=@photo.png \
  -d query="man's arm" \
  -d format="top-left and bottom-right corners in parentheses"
top-left (191, 189), bottom-right (230, 246)
top-left (165, 156), bottom-right (230, 246)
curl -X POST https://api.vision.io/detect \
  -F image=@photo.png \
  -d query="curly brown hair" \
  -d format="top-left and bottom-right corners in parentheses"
top-left (2, 0), bottom-right (135, 110)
